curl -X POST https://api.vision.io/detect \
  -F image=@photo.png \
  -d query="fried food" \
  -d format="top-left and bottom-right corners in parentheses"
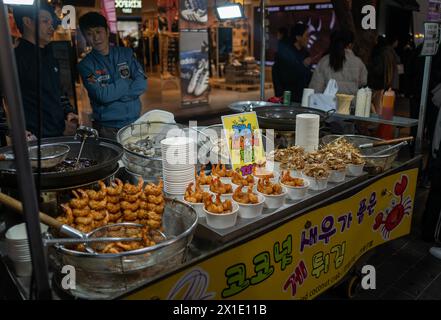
top-left (209, 178), bottom-right (233, 194)
top-left (212, 163), bottom-right (233, 178)
top-left (231, 171), bottom-right (255, 186)
top-left (196, 165), bottom-right (213, 185)
top-left (269, 146), bottom-right (305, 162)
top-left (303, 164), bottom-right (330, 179)
top-left (203, 193), bottom-right (233, 214)
top-left (184, 182), bottom-right (208, 203)
top-left (280, 171), bottom-right (305, 187)
top-left (325, 156), bottom-right (346, 171)
top-left (252, 165), bottom-right (275, 179)
top-left (321, 137), bottom-right (365, 165)
top-left (233, 185), bottom-right (260, 204)
top-left (257, 178), bottom-right (283, 195)
top-left (57, 179), bottom-right (167, 254)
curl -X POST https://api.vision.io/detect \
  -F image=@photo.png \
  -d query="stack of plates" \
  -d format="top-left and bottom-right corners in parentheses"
top-left (161, 137), bottom-right (196, 195)
top-left (5, 223), bottom-right (48, 277)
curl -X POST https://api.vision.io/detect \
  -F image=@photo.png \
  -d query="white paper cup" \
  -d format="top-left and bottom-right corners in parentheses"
top-left (253, 171), bottom-right (280, 184)
top-left (328, 169), bottom-right (346, 183)
top-left (303, 175), bottom-right (329, 191)
top-left (346, 163), bottom-right (365, 177)
top-left (257, 187), bottom-right (287, 209)
top-left (181, 199), bottom-right (205, 218)
top-left (236, 195), bottom-right (265, 219)
top-left (281, 179), bottom-right (310, 201)
top-left (203, 202), bottom-right (239, 229)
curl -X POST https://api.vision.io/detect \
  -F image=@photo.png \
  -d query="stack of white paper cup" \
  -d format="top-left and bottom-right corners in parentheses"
top-left (301, 88), bottom-right (315, 107)
top-left (161, 137), bottom-right (196, 195)
top-left (295, 114), bottom-right (320, 152)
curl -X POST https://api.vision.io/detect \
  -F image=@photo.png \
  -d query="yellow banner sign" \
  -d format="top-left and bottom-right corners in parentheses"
top-left (221, 112), bottom-right (266, 174)
top-left (126, 169), bottom-right (418, 300)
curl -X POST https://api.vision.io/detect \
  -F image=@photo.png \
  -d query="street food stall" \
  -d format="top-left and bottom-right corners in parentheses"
top-left (0, 110), bottom-right (420, 299)
top-left (0, 1), bottom-right (423, 301)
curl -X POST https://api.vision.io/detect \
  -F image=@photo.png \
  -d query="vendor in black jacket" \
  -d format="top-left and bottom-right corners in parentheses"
top-left (12, 3), bottom-right (78, 138)
top-left (272, 23), bottom-right (313, 102)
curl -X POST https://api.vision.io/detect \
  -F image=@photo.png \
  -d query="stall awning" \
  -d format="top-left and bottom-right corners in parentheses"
top-left (391, 0), bottom-right (420, 11)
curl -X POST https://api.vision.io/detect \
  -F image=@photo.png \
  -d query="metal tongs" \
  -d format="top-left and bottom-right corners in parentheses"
top-left (74, 126), bottom-right (99, 167)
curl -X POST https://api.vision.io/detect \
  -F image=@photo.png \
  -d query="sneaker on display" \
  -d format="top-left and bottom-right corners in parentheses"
top-left (187, 60), bottom-right (206, 94)
top-left (194, 60), bottom-right (209, 96)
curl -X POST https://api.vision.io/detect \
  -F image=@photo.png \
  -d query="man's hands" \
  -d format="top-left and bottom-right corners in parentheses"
top-left (63, 112), bottom-right (79, 136)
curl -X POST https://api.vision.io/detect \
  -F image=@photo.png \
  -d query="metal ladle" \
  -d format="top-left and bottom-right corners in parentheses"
top-left (74, 126), bottom-right (99, 168)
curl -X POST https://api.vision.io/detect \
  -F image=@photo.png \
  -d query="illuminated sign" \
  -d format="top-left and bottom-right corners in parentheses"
top-left (115, 0), bottom-right (141, 14)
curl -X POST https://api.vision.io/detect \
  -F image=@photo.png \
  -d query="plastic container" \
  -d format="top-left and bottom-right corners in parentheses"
top-left (236, 195), bottom-right (265, 219)
top-left (281, 179), bottom-right (310, 200)
top-left (257, 187), bottom-right (287, 209)
top-left (204, 202), bottom-right (239, 229)
top-left (346, 163), bottom-right (365, 177)
top-left (328, 169), bottom-right (346, 183)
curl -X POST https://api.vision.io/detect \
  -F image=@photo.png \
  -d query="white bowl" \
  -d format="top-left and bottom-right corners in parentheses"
top-left (203, 202), bottom-right (239, 229)
top-left (281, 179), bottom-right (310, 201)
top-left (257, 186), bottom-right (287, 209)
top-left (236, 195), bottom-right (265, 219)
top-left (209, 191), bottom-right (233, 202)
top-left (329, 169), bottom-right (346, 183)
top-left (303, 175), bottom-right (329, 191)
top-left (346, 163), bottom-right (365, 177)
top-left (181, 199), bottom-right (205, 218)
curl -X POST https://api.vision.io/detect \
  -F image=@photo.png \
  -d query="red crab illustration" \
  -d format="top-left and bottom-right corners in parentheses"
top-left (373, 175), bottom-right (412, 240)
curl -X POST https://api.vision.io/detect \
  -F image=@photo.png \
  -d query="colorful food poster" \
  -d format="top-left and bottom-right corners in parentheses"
top-left (180, 31), bottom-right (210, 106)
top-left (180, 0), bottom-right (208, 31)
top-left (221, 112), bottom-right (266, 175)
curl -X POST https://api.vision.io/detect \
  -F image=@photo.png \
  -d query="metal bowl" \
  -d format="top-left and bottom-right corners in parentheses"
top-left (117, 122), bottom-right (185, 178)
top-left (320, 135), bottom-right (400, 174)
top-left (49, 198), bottom-right (198, 299)
top-left (28, 143), bottom-right (70, 168)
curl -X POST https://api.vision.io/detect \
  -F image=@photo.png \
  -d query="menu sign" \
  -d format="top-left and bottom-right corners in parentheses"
top-left (221, 112), bottom-right (266, 174)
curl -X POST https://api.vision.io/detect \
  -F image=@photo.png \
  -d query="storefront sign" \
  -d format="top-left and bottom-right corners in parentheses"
top-left (125, 169), bottom-right (418, 300)
top-left (115, 0), bottom-right (141, 14)
top-left (428, 0), bottom-right (441, 22)
top-left (221, 112), bottom-right (266, 172)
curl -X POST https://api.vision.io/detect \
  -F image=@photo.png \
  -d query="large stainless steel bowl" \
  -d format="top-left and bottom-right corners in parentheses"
top-left (117, 122), bottom-right (185, 179)
top-left (320, 135), bottom-right (401, 174)
top-left (49, 198), bottom-right (198, 299)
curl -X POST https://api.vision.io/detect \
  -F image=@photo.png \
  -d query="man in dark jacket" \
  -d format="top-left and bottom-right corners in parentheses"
top-left (12, 3), bottom-right (78, 138)
top-left (272, 23), bottom-right (312, 102)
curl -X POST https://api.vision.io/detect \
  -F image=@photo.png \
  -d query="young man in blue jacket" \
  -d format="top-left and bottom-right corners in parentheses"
top-left (78, 12), bottom-right (147, 139)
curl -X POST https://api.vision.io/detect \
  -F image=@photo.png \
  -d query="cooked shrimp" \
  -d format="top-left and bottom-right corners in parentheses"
top-left (86, 181), bottom-right (107, 200)
top-left (123, 191), bottom-right (142, 203)
top-left (147, 195), bottom-right (163, 205)
top-left (123, 210), bottom-right (138, 221)
top-left (73, 207), bottom-right (91, 217)
top-left (107, 179), bottom-right (123, 196)
top-left (106, 195), bottom-right (120, 204)
top-left (144, 179), bottom-right (163, 196)
top-left (109, 212), bottom-right (122, 222)
top-left (70, 190), bottom-right (89, 209)
top-left (121, 200), bottom-right (140, 211)
top-left (60, 204), bottom-right (74, 225)
top-left (75, 216), bottom-right (92, 225)
top-left (106, 202), bottom-right (120, 214)
top-left (89, 198), bottom-right (107, 210)
top-left (91, 209), bottom-right (107, 221)
top-left (123, 178), bottom-right (144, 195)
